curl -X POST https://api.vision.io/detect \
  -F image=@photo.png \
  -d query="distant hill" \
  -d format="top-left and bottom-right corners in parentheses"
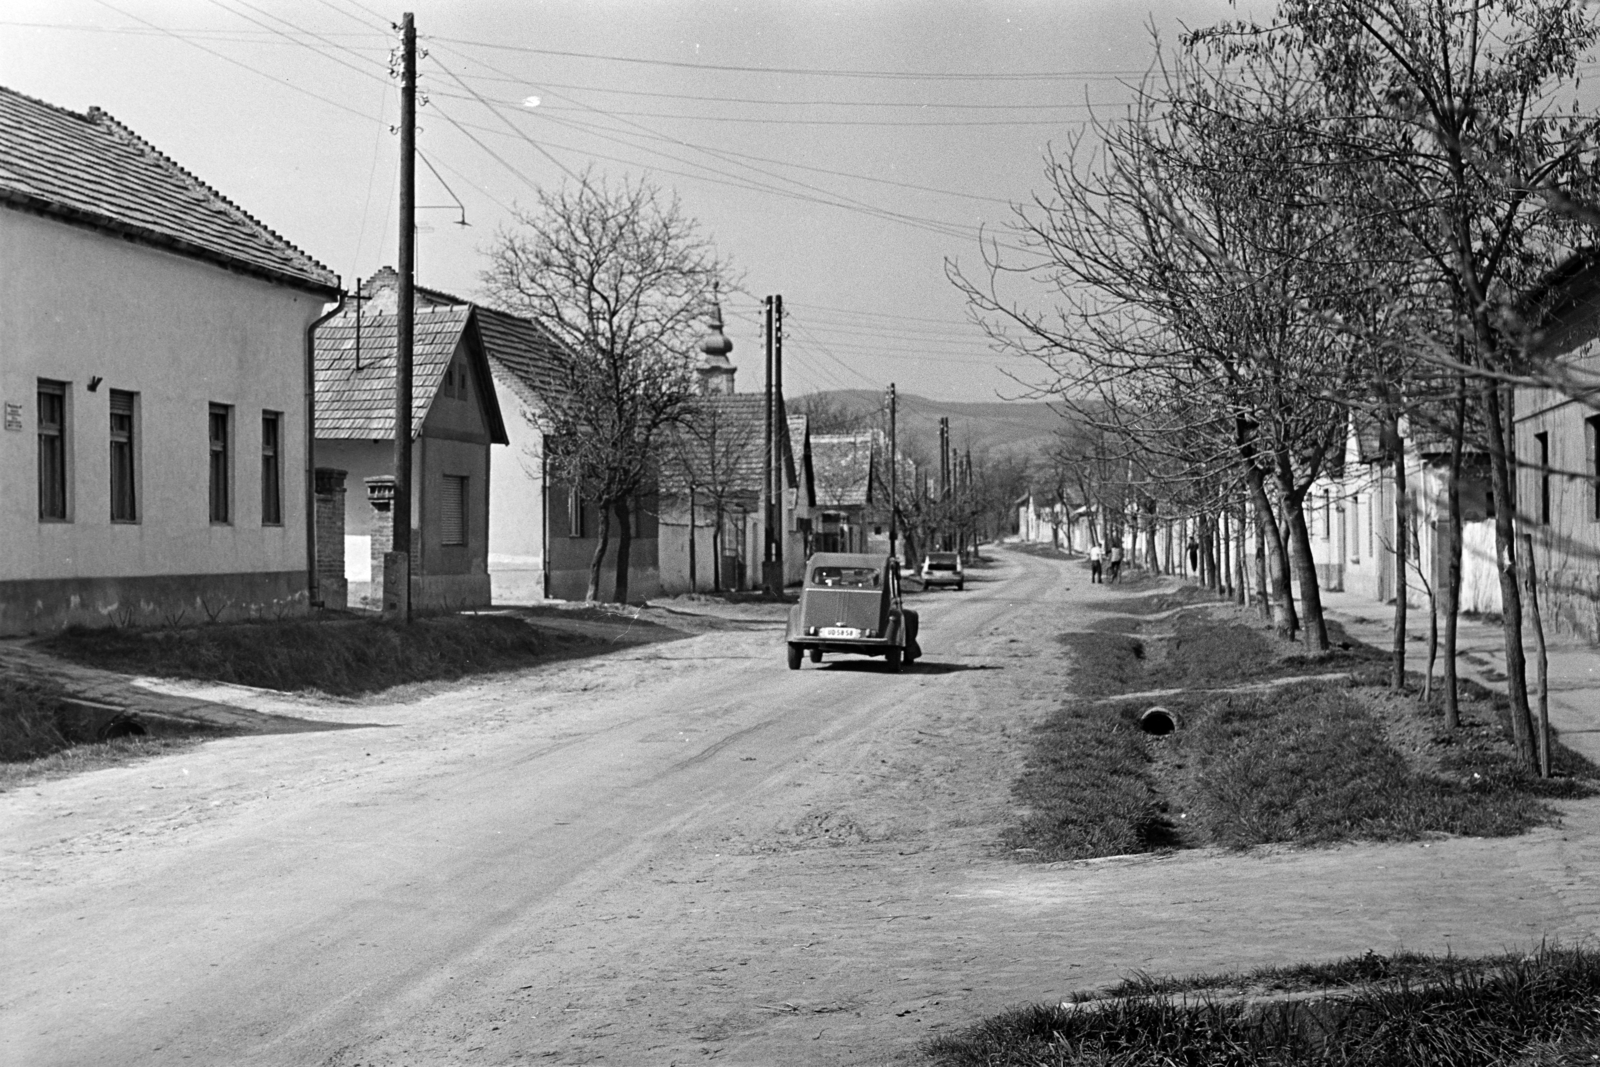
top-left (790, 389), bottom-right (1070, 462)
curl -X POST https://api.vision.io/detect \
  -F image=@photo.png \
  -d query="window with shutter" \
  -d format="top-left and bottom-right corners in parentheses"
top-left (441, 474), bottom-right (467, 546)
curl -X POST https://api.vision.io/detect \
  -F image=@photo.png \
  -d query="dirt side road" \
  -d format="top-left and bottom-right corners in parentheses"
top-left (6, 549), bottom-right (1600, 1066)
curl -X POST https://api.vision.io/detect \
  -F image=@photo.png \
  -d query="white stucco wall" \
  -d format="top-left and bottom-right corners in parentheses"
top-left (1, 207), bottom-right (329, 587)
top-left (487, 376), bottom-right (546, 603)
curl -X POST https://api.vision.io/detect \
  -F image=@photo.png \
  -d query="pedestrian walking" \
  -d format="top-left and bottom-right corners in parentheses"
top-left (1088, 542), bottom-right (1103, 584)
top-left (1109, 542), bottom-right (1124, 583)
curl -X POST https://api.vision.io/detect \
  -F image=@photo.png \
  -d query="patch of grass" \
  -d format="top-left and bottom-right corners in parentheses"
top-left (1056, 632), bottom-right (1149, 698)
top-left (1013, 609), bottom-right (1588, 860)
top-left (41, 613), bottom-right (577, 696)
top-left (1003, 706), bottom-right (1174, 860)
top-left (0, 736), bottom-right (204, 792)
top-left (0, 675), bottom-right (73, 762)
top-left (927, 945), bottom-right (1600, 1067)
top-left (1170, 685), bottom-right (1561, 847)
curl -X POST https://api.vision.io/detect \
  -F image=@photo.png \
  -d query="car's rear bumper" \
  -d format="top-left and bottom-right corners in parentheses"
top-left (788, 636), bottom-right (901, 656)
top-left (921, 575), bottom-right (962, 586)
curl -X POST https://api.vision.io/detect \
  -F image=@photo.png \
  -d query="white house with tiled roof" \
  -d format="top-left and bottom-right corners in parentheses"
top-left (313, 273), bottom-right (508, 611)
top-left (341, 267), bottom-right (570, 603)
top-left (0, 84), bottom-right (341, 634)
top-left (656, 304), bottom-right (810, 593)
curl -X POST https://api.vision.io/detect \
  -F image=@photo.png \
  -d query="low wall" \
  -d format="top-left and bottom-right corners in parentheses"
top-left (0, 571), bottom-right (308, 636)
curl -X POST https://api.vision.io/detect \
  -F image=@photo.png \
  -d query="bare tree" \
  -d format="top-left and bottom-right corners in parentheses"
top-left (482, 170), bottom-right (730, 603)
top-left (1249, 0), bottom-right (1600, 767)
top-left (664, 398), bottom-right (761, 594)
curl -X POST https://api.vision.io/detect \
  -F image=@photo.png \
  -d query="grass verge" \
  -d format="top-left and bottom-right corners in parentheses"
top-left (1008, 607), bottom-right (1593, 860)
top-left (0, 674), bottom-right (74, 762)
top-left (926, 945), bottom-right (1600, 1066)
top-left (40, 612), bottom-right (593, 696)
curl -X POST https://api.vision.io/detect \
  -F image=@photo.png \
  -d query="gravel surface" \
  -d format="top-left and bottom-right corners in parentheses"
top-left (5, 549), bottom-right (1600, 1065)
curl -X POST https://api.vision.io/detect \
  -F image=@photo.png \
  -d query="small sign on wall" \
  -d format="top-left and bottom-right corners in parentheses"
top-left (3, 402), bottom-right (22, 432)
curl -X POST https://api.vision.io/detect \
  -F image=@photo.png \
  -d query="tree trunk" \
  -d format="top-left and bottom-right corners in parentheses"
top-left (1390, 426), bottom-right (1409, 691)
top-left (1280, 493), bottom-right (1331, 651)
top-left (1244, 464), bottom-right (1295, 636)
top-left (1254, 513), bottom-right (1270, 618)
top-left (1522, 533), bottom-right (1551, 778)
top-left (1482, 382), bottom-right (1537, 771)
top-left (1235, 499), bottom-right (1248, 606)
top-left (613, 498), bottom-right (633, 605)
top-left (586, 503), bottom-right (613, 604)
top-left (1201, 514), bottom-right (1217, 592)
top-left (1443, 388), bottom-right (1465, 728)
top-left (687, 488), bottom-right (698, 594)
top-left (1220, 508), bottom-right (1232, 597)
top-left (711, 504), bottom-right (723, 594)
top-left (1144, 497), bottom-right (1159, 572)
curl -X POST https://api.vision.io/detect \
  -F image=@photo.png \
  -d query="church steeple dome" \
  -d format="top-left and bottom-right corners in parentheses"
top-left (697, 284), bottom-right (736, 395)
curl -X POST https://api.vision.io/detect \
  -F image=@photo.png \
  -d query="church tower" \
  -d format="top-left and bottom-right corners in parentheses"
top-left (697, 285), bottom-right (736, 395)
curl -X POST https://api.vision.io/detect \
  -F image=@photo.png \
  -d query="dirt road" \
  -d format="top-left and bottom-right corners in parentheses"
top-left (6, 548), bottom-right (1600, 1066)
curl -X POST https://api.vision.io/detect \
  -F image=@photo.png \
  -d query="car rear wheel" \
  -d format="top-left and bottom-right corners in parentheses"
top-left (787, 643), bottom-right (803, 670)
top-left (885, 646), bottom-right (903, 672)
top-left (809, 648), bottom-right (822, 663)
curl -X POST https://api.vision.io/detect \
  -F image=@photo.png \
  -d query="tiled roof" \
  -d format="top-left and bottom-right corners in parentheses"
top-left (314, 304), bottom-right (473, 440)
top-left (0, 84), bottom-right (337, 293)
top-left (812, 432), bottom-right (877, 507)
top-left (476, 307), bottom-right (570, 411)
top-left (357, 268), bottom-right (572, 413)
top-left (659, 393), bottom-right (805, 496)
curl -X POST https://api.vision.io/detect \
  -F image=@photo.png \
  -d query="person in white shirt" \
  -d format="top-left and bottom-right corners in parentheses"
top-left (1088, 542), bottom-right (1104, 584)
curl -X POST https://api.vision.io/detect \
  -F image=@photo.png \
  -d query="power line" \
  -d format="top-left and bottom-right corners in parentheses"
top-left (88, 0), bottom-right (378, 121)
top-left (531, 106), bottom-right (1097, 128)
top-left (447, 71), bottom-right (1118, 110)
top-left (432, 37), bottom-right (1147, 82)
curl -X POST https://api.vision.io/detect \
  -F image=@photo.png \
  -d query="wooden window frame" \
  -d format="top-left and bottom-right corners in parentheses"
top-left (38, 379), bottom-right (70, 522)
top-left (110, 389), bottom-right (138, 523)
top-left (261, 410), bottom-right (283, 526)
top-left (209, 403), bottom-right (232, 525)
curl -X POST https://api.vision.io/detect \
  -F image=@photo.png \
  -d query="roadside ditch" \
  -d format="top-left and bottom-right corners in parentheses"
top-left (1003, 589), bottom-right (1598, 861)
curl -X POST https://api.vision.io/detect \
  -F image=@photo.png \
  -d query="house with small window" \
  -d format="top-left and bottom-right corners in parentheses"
top-left (349, 268), bottom-right (569, 604)
top-left (313, 282), bottom-right (507, 611)
top-left (0, 84), bottom-right (341, 635)
top-left (811, 431), bottom-right (887, 555)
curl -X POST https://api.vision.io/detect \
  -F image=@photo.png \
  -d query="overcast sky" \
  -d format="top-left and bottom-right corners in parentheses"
top-left (2, 0), bottom-right (1255, 402)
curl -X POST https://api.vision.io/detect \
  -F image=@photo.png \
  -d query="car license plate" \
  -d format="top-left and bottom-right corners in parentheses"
top-left (820, 627), bottom-right (861, 639)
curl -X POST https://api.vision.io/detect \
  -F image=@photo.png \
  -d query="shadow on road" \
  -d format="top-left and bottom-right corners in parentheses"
top-left (813, 660), bottom-right (999, 675)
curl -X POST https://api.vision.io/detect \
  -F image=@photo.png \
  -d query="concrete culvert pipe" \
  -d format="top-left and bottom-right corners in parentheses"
top-left (1139, 706), bottom-right (1178, 736)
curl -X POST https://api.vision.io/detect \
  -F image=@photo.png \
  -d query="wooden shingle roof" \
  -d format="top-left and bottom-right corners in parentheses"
top-left (0, 84), bottom-right (337, 294)
top-left (314, 303), bottom-right (506, 443)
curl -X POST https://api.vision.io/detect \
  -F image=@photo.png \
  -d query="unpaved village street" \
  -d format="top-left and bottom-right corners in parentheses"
top-left (6, 548), bottom-right (1600, 1066)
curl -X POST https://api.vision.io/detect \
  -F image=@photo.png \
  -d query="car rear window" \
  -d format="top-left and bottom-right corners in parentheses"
top-left (810, 567), bottom-right (881, 589)
top-left (927, 562), bottom-right (956, 571)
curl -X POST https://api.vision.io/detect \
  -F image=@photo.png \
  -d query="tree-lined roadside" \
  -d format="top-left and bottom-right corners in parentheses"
top-left (955, 0), bottom-right (1600, 778)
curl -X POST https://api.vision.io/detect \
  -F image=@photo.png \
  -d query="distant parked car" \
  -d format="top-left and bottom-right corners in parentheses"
top-left (786, 552), bottom-right (920, 671)
top-left (919, 552), bottom-right (964, 590)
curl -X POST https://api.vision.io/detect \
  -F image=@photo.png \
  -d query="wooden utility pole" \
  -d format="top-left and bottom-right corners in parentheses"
top-left (887, 382), bottom-right (898, 563)
top-left (762, 296), bottom-right (774, 588)
top-left (772, 294), bottom-right (784, 587)
top-left (388, 10), bottom-right (416, 622)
